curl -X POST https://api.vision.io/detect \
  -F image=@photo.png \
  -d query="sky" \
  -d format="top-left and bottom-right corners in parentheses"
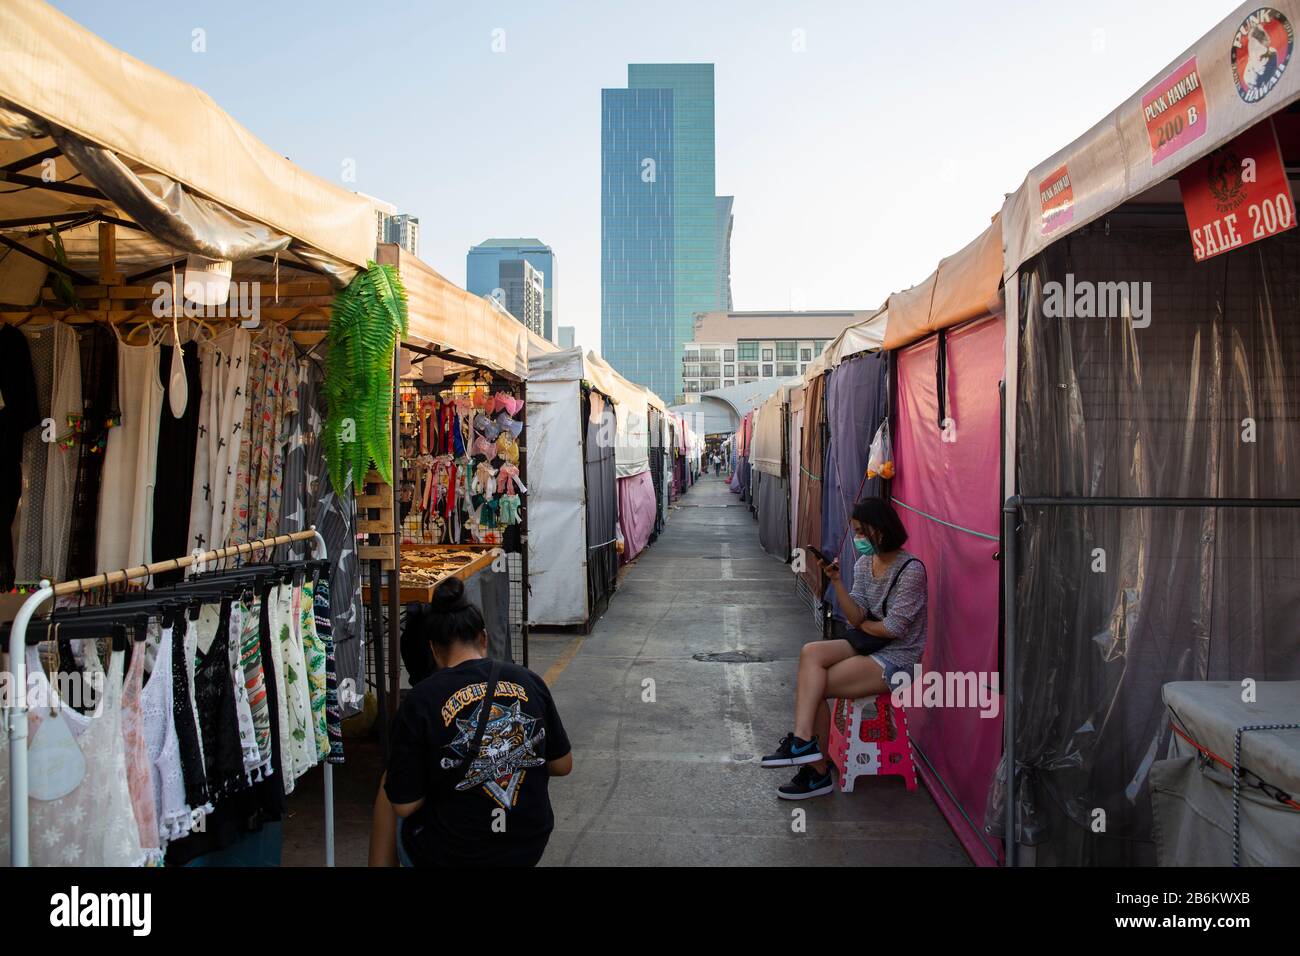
top-left (51, 0), bottom-right (1238, 353)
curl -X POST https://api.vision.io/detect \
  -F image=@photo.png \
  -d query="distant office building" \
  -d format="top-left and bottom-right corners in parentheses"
top-left (679, 310), bottom-right (868, 402)
top-left (467, 238), bottom-right (558, 340)
top-left (558, 326), bottom-right (576, 348)
top-left (356, 193), bottom-right (397, 250)
top-left (716, 196), bottom-right (734, 311)
top-left (601, 63), bottom-right (732, 403)
top-left (386, 214), bottom-right (420, 257)
top-left (494, 259), bottom-right (546, 336)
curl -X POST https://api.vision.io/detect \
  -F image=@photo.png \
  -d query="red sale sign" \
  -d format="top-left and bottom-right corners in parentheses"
top-left (1178, 120), bottom-right (1296, 262)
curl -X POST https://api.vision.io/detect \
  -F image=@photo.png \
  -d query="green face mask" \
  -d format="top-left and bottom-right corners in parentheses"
top-left (853, 535), bottom-right (875, 557)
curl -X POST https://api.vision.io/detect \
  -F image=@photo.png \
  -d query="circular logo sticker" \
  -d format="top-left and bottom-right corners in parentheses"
top-left (1231, 8), bottom-right (1294, 103)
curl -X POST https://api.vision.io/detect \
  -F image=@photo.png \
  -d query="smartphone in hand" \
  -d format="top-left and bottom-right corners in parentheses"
top-left (805, 544), bottom-right (835, 567)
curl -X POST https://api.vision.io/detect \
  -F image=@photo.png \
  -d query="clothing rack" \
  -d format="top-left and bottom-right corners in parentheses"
top-left (3, 527), bottom-right (333, 868)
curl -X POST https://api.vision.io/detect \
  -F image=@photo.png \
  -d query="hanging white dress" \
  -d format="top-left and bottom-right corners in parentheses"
top-left (41, 322), bottom-right (82, 579)
top-left (96, 334), bottom-right (164, 572)
top-left (0, 646), bottom-right (147, 866)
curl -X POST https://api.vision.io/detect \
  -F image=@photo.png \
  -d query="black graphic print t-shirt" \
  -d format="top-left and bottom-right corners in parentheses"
top-left (385, 657), bottom-right (571, 867)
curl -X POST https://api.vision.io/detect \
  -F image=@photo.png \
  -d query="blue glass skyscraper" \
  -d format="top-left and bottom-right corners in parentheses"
top-left (602, 64), bottom-right (727, 403)
top-left (467, 238), bottom-right (558, 340)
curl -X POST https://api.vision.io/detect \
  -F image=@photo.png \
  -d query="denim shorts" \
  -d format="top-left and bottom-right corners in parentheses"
top-left (870, 654), bottom-right (913, 689)
top-left (396, 817), bottom-right (414, 867)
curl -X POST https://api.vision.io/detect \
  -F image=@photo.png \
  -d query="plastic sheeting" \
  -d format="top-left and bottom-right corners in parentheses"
top-left (789, 400), bottom-right (804, 554)
top-left (892, 315), bottom-right (1005, 866)
top-left (617, 470), bottom-right (657, 564)
top-left (820, 352), bottom-right (888, 619)
top-left (994, 222), bottom-right (1300, 865)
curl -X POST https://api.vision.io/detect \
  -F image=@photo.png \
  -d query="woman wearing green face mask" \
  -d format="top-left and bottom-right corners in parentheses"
top-left (761, 498), bottom-right (928, 799)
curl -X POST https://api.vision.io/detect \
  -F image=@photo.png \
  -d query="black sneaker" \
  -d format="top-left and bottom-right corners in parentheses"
top-left (777, 764), bottom-right (835, 800)
top-left (761, 732), bottom-right (824, 767)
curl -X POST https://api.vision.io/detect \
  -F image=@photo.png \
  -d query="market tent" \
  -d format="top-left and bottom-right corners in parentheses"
top-left (523, 347), bottom-right (620, 627)
top-left (992, 0), bottom-right (1300, 865)
top-left (380, 244), bottom-right (530, 380)
top-left (892, 313), bottom-right (1005, 867)
top-left (0, 0), bottom-right (373, 283)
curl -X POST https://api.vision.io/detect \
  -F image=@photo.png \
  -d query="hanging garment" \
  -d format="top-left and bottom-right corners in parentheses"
top-left (192, 600), bottom-right (247, 801)
top-left (238, 593), bottom-right (273, 777)
top-left (141, 623), bottom-right (193, 844)
top-left (225, 600), bottom-right (261, 781)
top-left (174, 616), bottom-right (211, 813)
top-left (0, 646), bottom-right (146, 866)
top-left (0, 323), bottom-right (39, 591)
top-left (314, 574), bottom-right (344, 763)
top-left (203, 328), bottom-right (251, 552)
top-left (264, 584), bottom-right (295, 796)
top-left (185, 335), bottom-right (220, 554)
top-left (96, 334), bottom-right (164, 572)
top-left (300, 577), bottom-right (329, 761)
top-left (41, 322), bottom-right (82, 580)
top-left (15, 325), bottom-right (54, 583)
top-left (282, 582), bottom-right (316, 780)
top-left (306, 359), bottom-right (364, 721)
top-left (64, 325), bottom-right (118, 578)
top-left (233, 325), bottom-right (298, 546)
top-left (152, 339), bottom-right (201, 584)
top-left (121, 633), bottom-right (162, 862)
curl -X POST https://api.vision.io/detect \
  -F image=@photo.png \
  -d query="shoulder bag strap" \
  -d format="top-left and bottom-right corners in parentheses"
top-left (462, 657), bottom-right (503, 783)
top-left (880, 557), bottom-right (919, 618)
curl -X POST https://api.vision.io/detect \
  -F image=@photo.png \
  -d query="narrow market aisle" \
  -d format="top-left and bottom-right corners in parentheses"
top-left (529, 473), bottom-right (969, 866)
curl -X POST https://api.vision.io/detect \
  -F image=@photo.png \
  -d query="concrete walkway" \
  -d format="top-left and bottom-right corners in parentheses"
top-left (529, 472), bottom-right (969, 866)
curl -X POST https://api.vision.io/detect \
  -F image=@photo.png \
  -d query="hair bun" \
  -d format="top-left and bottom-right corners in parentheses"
top-left (432, 577), bottom-right (470, 613)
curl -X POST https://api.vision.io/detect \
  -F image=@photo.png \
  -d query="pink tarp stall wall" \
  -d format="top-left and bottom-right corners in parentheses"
top-left (891, 314), bottom-right (1004, 866)
top-left (618, 470), bottom-right (658, 563)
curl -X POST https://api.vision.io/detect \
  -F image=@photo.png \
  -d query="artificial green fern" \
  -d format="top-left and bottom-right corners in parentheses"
top-left (322, 261), bottom-right (408, 491)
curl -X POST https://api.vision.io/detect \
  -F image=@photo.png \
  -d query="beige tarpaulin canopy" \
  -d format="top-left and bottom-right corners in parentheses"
top-left (1001, 0), bottom-right (1300, 274)
top-left (380, 243), bottom-right (532, 380)
top-left (0, 0), bottom-right (374, 286)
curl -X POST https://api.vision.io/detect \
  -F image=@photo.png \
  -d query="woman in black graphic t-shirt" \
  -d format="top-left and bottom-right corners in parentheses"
top-left (371, 578), bottom-right (573, 867)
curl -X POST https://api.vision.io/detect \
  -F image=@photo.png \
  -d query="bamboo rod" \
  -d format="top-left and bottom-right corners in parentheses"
top-left (48, 529), bottom-right (319, 597)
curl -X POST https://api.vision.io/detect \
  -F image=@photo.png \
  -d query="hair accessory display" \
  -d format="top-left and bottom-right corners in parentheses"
top-left (495, 432), bottom-right (519, 465)
top-left (496, 413), bottom-right (524, 440)
top-left (494, 392), bottom-right (524, 416)
top-left (498, 494), bottom-right (521, 526)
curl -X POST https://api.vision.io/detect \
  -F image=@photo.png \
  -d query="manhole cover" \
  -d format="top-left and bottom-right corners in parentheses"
top-left (692, 650), bottom-right (770, 664)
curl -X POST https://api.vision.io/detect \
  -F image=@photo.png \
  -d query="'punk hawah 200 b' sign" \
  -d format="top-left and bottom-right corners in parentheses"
top-left (1178, 119), bottom-right (1296, 262)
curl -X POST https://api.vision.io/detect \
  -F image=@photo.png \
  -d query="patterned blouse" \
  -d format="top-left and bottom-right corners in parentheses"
top-left (848, 550), bottom-right (929, 669)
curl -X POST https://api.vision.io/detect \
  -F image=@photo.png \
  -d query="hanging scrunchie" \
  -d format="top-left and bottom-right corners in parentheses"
top-left (495, 392), bottom-right (524, 416)
top-left (472, 434), bottom-right (495, 459)
top-left (496, 412), bottom-right (524, 440)
top-left (479, 497), bottom-right (501, 527)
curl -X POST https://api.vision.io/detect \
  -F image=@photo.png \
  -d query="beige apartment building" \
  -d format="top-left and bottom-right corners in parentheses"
top-left (679, 310), bottom-right (870, 403)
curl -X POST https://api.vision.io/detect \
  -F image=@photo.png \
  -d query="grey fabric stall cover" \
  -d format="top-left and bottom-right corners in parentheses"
top-left (757, 471), bottom-right (790, 560)
top-left (819, 351), bottom-right (888, 621)
top-left (990, 222), bottom-right (1300, 866)
top-left (648, 406), bottom-right (665, 539)
top-left (279, 359), bottom-right (365, 718)
top-left (585, 392), bottom-right (618, 619)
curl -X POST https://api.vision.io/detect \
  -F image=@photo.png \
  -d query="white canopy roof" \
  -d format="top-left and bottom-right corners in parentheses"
top-left (1002, 0), bottom-right (1300, 273)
